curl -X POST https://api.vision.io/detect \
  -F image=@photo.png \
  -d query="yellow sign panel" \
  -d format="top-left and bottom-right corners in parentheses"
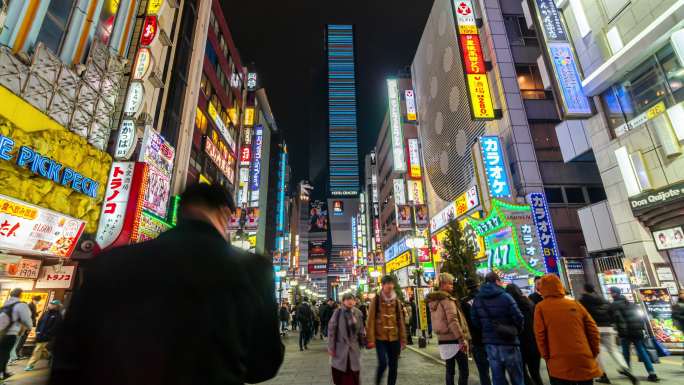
top-left (147, 0), bottom-right (163, 14)
top-left (417, 288), bottom-right (428, 331)
top-left (459, 25), bottom-right (478, 35)
top-left (0, 86), bottom-right (111, 233)
top-left (244, 107), bottom-right (255, 126)
top-left (646, 101), bottom-right (666, 119)
top-left (431, 212), bottom-right (485, 263)
top-left (407, 111), bottom-right (417, 121)
top-left (467, 74), bottom-right (495, 119)
top-left (386, 250), bottom-right (412, 273)
top-left (407, 180), bottom-right (424, 204)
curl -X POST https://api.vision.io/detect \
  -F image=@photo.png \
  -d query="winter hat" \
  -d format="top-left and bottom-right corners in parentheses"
top-left (50, 300), bottom-right (62, 306)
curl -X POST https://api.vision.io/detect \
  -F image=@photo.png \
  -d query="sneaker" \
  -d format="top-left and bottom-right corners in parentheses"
top-left (24, 366), bottom-right (34, 372)
top-left (619, 369), bottom-right (638, 385)
top-left (647, 374), bottom-right (659, 383)
top-left (597, 374), bottom-right (611, 384)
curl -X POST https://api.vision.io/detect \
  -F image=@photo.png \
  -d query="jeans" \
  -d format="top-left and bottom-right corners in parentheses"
top-left (472, 345), bottom-right (492, 385)
top-left (0, 335), bottom-right (17, 375)
top-left (485, 345), bottom-right (524, 385)
top-left (446, 350), bottom-right (469, 385)
top-left (375, 340), bottom-right (400, 385)
top-left (620, 338), bottom-right (655, 375)
top-left (280, 320), bottom-right (288, 332)
top-left (597, 327), bottom-right (629, 373)
top-left (549, 377), bottom-right (593, 385)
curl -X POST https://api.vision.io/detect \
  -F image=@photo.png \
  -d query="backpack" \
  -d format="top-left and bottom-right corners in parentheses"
top-left (0, 302), bottom-right (21, 337)
top-left (296, 303), bottom-right (313, 325)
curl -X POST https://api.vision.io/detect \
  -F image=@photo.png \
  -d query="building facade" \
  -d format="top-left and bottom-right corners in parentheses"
top-left (556, 0), bottom-right (684, 294)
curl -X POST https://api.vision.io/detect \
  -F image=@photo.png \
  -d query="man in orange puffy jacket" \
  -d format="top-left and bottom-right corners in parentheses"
top-left (534, 274), bottom-right (602, 385)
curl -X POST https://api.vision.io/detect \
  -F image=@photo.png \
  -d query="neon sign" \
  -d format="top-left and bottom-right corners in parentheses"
top-left (387, 79), bottom-right (407, 172)
top-left (140, 16), bottom-right (158, 46)
top-left (527, 192), bottom-right (561, 274)
top-left (479, 136), bottom-right (511, 198)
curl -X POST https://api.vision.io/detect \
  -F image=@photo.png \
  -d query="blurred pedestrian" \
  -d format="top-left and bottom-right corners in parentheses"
top-left (579, 284), bottom-right (637, 384)
top-left (328, 293), bottom-right (366, 385)
top-left (673, 290), bottom-right (684, 365)
top-left (11, 295), bottom-right (40, 363)
top-left (49, 183), bottom-right (284, 385)
top-left (609, 287), bottom-right (659, 382)
top-left (0, 288), bottom-right (33, 381)
top-left (461, 278), bottom-right (492, 385)
top-left (367, 275), bottom-right (406, 385)
top-left (312, 301), bottom-right (321, 338)
top-left (25, 300), bottom-right (63, 371)
top-left (403, 300), bottom-right (413, 345)
top-left (321, 298), bottom-right (335, 338)
top-left (279, 303), bottom-right (290, 334)
top-left (506, 284), bottom-right (544, 385)
top-left (409, 297), bottom-right (418, 338)
top-left (471, 272), bottom-right (524, 385)
top-left (296, 297), bottom-right (314, 351)
top-left (427, 272), bottom-right (471, 385)
top-left (528, 276), bottom-right (543, 305)
top-left (534, 274), bottom-right (602, 385)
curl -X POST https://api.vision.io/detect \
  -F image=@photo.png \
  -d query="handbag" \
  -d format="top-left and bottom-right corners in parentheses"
top-left (481, 298), bottom-right (518, 339)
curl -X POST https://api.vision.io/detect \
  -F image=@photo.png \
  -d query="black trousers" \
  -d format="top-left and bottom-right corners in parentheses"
top-left (446, 350), bottom-right (469, 385)
top-left (299, 324), bottom-right (311, 349)
top-left (549, 377), bottom-right (593, 385)
top-left (522, 346), bottom-right (544, 385)
top-left (0, 335), bottom-right (17, 375)
top-left (375, 340), bottom-right (400, 385)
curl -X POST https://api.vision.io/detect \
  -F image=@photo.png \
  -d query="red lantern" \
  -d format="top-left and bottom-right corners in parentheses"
top-left (140, 16), bottom-right (158, 46)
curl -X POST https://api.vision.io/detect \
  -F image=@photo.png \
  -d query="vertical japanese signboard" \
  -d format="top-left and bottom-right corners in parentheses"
top-left (407, 138), bottom-right (422, 179)
top-left (387, 79), bottom-right (407, 172)
top-left (249, 125), bottom-right (264, 191)
top-left (405, 90), bottom-right (417, 121)
top-left (528, 0), bottom-right (591, 117)
top-left (452, 0), bottom-right (495, 119)
top-left (527, 192), bottom-right (560, 274)
top-left (479, 136), bottom-right (512, 198)
top-left (95, 162), bottom-right (148, 251)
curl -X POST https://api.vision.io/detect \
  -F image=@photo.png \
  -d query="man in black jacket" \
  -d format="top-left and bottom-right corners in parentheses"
top-left (609, 287), bottom-right (658, 382)
top-left (528, 276), bottom-right (543, 305)
top-left (25, 300), bottom-right (63, 371)
top-left (461, 279), bottom-right (491, 385)
top-left (49, 184), bottom-right (284, 385)
top-left (580, 284), bottom-right (636, 385)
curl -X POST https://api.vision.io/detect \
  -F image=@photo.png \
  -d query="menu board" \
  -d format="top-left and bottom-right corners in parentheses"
top-left (639, 288), bottom-right (684, 346)
top-left (0, 194), bottom-right (85, 258)
top-left (598, 270), bottom-right (633, 302)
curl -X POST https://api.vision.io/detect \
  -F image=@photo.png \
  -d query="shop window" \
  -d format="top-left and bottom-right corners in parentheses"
top-left (516, 65), bottom-right (547, 100)
top-left (195, 107), bottom-right (208, 134)
top-left (656, 44), bottom-right (684, 104)
top-left (545, 187), bottom-right (564, 204)
top-left (205, 41), bottom-right (218, 69)
top-left (35, 0), bottom-right (76, 54)
top-left (530, 123), bottom-right (562, 161)
top-left (587, 187), bottom-right (607, 203)
top-left (564, 187), bottom-right (586, 204)
top-left (503, 15), bottom-right (538, 46)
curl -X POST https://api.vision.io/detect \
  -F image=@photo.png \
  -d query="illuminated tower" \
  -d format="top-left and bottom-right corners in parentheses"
top-left (326, 24), bottom-right (360, 197)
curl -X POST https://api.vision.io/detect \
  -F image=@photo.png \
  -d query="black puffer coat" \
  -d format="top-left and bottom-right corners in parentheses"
top-left (579, 292), bottom-right (612, 327)
top-left (609, 295), bottom-right (646, 339)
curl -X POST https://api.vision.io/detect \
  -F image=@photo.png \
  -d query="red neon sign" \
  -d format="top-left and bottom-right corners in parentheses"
top-left (140, 16), bottom-right (158, 46)
top-left (240, 146), bottom-right (251, 164)
top-left (459, 34), bottom-right (485, 74)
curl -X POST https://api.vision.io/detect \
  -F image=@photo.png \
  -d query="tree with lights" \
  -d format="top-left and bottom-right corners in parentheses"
top-left (440, 219), bottom-right (478, 299)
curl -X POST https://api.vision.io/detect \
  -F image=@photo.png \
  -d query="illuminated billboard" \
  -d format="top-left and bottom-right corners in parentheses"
top-left (387, 79), bottom-right (407, 172)
top-left (479, 136), bottom-right (511, 198)
top-left (405, 90), bottom-right (417, 121)
top-left (451, 0), bottom-right (495, 120)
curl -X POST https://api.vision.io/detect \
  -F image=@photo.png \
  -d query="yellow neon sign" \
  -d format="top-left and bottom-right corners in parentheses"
top-left (147, 0), bottom-right (163, 14)
top-left (244, 107), bottom-right (255, 126)
top-left (386, 250), bottom-right (412, 273)
top-left (467, 74), bottom-right (495, 119)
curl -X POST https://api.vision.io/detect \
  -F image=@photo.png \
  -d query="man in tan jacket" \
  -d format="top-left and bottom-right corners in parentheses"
top-left (366, 276), bottom-right (406, 385)
top-left (428, 272), bottom-right (471, 385)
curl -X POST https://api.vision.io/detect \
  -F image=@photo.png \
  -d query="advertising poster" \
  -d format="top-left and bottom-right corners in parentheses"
top-left (308, 241), bottom-right (328, 274)
top-left (414, 204), bottom-right (429, 229)
top-left (639, 288), bottom-right (684, 346)
top-left (309, 201), bottom-right (328, 232)
top-left (244, 207), bottom-right (259, 231)
top-left (228, 208), bottom-right (242, 231)
top-left (143, 166), bottom-right (171, 218)
top-left (396, 204), bottom-right (413, 231)
top-left (0, 255), bottom-right (41, 279)
top-left (0, 195), bottom-right (85, 258)
top-left (139, 129), bottom-right (174, 218)
top-left (653, 226), bottom-right (684, 250)
top-left (136, 211), bottom-right (172, 242)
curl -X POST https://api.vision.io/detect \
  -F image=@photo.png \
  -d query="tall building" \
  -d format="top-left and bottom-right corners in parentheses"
top-left (326, 24), bottom-right (360, 197)
top-left (412, 0), bottom-right (603, 294)
top-left (554, 0), bottom-right (684, 294)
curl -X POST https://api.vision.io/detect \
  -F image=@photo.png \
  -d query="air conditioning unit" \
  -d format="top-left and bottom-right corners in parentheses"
top-left (167, 0), bottom-right (180, 8)
top-left (149, 67), bottom-right (164, 88)
top-left (158, 28), bottom-right (172, 46)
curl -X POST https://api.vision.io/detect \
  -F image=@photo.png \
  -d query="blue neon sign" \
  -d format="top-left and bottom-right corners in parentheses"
top-left (0, 134), bottom-right (99, 198)
top-left (479, 136), bottom-right (511, 198)
top-left (549, 43), bottom-right (591, 116)
top-left (249, 125), bottom-right (264, 191)
top-left (528, 192), bottom-right (560, 275)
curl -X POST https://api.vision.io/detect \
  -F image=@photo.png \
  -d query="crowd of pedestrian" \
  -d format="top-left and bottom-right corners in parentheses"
top-left (287, 270), bottom-right (683, 385)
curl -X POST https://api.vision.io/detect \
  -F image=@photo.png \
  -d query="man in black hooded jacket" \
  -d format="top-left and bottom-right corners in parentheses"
top-left (49, 184), bottom-right (284, 385)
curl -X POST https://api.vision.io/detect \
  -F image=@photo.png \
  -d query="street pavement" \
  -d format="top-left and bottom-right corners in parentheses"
top-left (5, 331), bottom-right (683, 384)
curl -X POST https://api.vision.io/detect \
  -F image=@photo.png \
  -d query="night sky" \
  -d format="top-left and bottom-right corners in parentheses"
top-left (224, 0), bottom-right (434, 183)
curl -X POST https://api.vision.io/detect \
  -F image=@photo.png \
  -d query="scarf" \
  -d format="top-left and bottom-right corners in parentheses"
top-left (332, 307), bottom-right (359, 354)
